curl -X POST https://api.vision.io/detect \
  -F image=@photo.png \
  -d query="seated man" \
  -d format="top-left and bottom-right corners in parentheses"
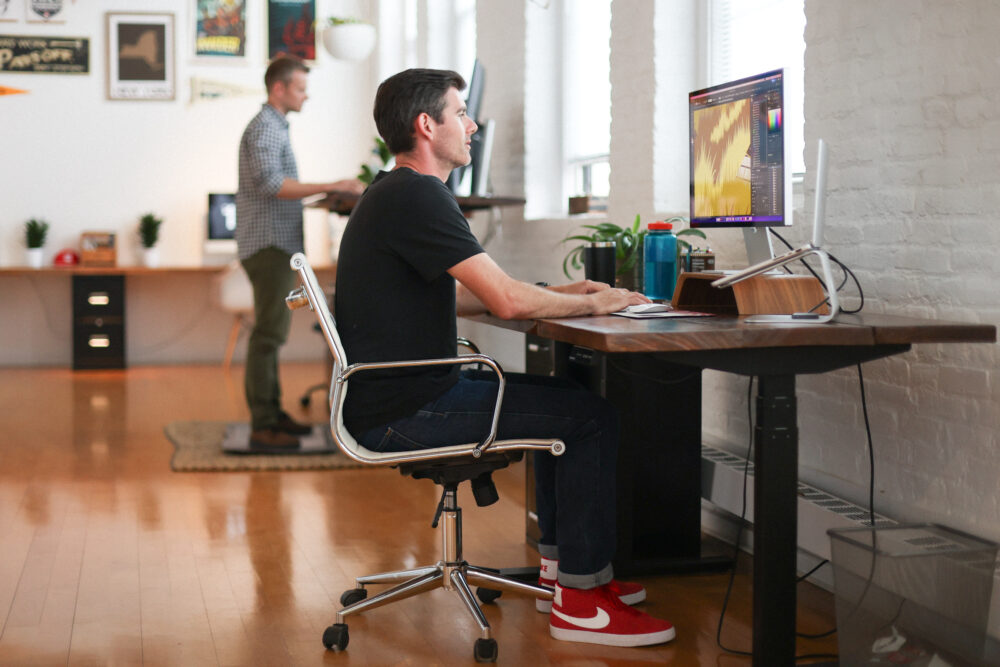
top-left (334, 67), bottom-right (675, 648)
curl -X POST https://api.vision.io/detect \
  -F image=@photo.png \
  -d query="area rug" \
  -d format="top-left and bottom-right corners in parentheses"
top-left (165, 421), bottom-right (363, 472)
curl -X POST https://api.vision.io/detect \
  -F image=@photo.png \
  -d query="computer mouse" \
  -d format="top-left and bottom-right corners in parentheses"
top-left (624, 303), bottom-right (672, 314)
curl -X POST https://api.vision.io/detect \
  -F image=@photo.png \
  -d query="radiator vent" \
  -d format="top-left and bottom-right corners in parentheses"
top-left (700, 443), bottom-right (895, 560)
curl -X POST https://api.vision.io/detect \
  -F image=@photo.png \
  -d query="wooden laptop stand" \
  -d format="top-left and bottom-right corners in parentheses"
top-left (672, 272), bottom-right (828, 316)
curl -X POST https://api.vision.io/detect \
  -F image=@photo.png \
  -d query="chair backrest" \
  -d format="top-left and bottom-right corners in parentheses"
top-left (287, 252), bottom-right (566, 466)
top-left (216, 260), bottom-right (254, 313)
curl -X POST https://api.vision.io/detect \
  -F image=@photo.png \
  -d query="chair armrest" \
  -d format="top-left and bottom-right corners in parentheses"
top-left (341, 353), bottom-right (505, 456)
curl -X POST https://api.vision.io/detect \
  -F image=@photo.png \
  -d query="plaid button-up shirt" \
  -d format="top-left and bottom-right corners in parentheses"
top-left (235, 103), bottom-right (304, 261)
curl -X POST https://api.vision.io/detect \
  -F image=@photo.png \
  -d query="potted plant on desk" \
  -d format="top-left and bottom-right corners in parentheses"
top-left (560, 215), bottom-right (705, 292)
top-left (24, 218), bottom-right (49, 268)
top-left (138, 212), bottom-right (163, 268)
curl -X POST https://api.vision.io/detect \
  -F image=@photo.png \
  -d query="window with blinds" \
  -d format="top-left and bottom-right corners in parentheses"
top-left (708, 0), bottom-right (805, 174)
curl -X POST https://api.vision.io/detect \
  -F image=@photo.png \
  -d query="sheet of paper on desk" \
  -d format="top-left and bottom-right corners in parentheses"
top-left (611, 310), bottom-right (715, 319)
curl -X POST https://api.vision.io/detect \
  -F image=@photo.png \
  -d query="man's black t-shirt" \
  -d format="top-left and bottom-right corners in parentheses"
top-left (334, 168), bottom-right (485, 434)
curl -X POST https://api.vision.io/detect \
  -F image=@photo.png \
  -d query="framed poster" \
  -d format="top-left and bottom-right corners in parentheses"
top-left (26, 0), bottom-right (71, 23)
top-left (267, 0), bottom-right (315, 61)
top-left (195, 0), bottom-right (246, 59)
top-left (0, 35), bottom-right (89, 73)
top-left (106, 12), bottom-right (175, 101)
top-left (0, 0), bottom-right (25, 23)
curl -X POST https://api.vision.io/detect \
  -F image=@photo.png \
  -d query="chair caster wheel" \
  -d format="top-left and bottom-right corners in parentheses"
top-left (473, 637), bottom-right (498, 663)
top-left (322, 623), bottom-right (349, 651)
top-left (476, 587), bottom-right (502, 604)
top-left (340, 588), bottom-right (367, 606)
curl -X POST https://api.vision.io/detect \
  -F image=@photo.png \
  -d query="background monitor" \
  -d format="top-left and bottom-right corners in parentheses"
top-left (448, 59), bottom-right (491, 196)
top-left (204, 192), bottom-right (237, 261)
top-left (207, 192), bottom-right (237, 240)
top-left (688, 69), bottom-right (791, 265)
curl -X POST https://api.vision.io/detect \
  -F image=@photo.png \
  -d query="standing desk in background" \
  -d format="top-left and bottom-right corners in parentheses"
top-left (466, 310), bottom-right (995, 666)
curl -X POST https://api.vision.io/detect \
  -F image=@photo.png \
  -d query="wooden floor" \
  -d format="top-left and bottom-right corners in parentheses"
top-left (0, 363), bottom-right (839, 665)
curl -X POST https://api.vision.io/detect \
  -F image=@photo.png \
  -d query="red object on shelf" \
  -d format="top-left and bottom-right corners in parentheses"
top-left (53, 249), bottom-right (80, 266)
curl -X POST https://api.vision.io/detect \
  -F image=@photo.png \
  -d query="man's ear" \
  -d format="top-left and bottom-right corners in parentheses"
top-left (413, 112), bottom-right (435, 141)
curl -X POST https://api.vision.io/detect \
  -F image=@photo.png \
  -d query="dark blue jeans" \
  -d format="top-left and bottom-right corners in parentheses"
top-left (358, 370), bottom-right (618, 589)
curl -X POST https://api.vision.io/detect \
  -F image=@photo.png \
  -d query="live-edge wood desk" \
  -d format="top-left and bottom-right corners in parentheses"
top-left (467, 311), bottom-right (996, 665)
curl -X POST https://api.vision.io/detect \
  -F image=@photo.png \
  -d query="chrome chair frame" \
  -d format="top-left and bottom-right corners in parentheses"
top-left (286, 253), bottom-right (564, 661)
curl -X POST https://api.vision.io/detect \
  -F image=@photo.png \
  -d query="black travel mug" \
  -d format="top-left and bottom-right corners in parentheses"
top-left (583, 241), bottom-right (616, 286)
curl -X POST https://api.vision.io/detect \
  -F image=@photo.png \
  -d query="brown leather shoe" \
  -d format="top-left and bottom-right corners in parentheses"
top-left (249, 428), bottom-right (301, 451)
top-left (277, 411), bottom-right (313, 436)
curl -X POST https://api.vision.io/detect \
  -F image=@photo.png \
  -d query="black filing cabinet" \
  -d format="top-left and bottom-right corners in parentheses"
top-left (524, 334), bottom-right (704, 577)
top-left (72, 275), bottom-right (126, 369)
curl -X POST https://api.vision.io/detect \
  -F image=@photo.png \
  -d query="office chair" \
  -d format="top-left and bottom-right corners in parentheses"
top-left (214, 260), bottom-right (254, 370)
top-left (285, 253), bottom-right (564, 663)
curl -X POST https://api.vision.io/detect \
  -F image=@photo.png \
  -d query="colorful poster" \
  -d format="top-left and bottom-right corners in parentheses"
top-left (267, 0), bottom-right (314, 61)
top-left (195, 0), bottom-right (246, 58)
top-left (0, 34), bottom-right (88, 73)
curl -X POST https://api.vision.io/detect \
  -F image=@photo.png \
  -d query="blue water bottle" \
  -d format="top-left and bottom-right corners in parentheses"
top-left (644, 221), bottom-right (677, 301)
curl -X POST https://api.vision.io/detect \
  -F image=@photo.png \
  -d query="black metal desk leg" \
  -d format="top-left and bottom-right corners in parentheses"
top-left (752, 374), bottom-right (798, 666)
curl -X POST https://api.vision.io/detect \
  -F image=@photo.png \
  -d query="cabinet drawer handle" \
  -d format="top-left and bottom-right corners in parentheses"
top-left (88, 334), bottom-right (110, 348)
top-left (87, 292), bottom-right (110, 306)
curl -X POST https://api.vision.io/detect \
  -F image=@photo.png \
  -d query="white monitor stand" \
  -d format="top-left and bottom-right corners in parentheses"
top-left (712, 139), bottom-right (838, 324)
top-left (743, 226), bottom-right (775, 267)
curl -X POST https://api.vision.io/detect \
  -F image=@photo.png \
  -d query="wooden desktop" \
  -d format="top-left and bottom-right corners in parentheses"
top-left (468, 308), bottom-right (995, 665)
top-left (311, 191), bottom-right (525, 216)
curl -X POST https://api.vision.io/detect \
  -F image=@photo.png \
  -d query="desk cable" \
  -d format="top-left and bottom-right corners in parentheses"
top-left (715, 364), bottom-right (879, 661)
top-left (769, 228), bottom-right (866, 315)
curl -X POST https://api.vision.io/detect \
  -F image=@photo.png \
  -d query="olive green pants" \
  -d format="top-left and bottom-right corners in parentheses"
top-left (242, 247), bottom-right (298, 431)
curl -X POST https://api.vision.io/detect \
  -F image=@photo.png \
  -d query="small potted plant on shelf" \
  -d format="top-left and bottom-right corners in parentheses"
top-left (24, 218), bottom-right (49, 268)
top-left (138, 212), bottom-right (163, 268)
top-left (322, 16), bottom-right (376, 61)
top-left (560, 215), bottom-right (705, 292)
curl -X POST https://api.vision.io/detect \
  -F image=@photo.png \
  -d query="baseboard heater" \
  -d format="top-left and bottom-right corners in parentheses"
top-left (699, 442), bottom-right (1000, 643)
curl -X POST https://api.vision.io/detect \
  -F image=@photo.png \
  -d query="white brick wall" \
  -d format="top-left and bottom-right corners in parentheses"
top-left (475, 0), bottom-right (999, 545)
top-left (788, 0), bottom-right (1000, 541)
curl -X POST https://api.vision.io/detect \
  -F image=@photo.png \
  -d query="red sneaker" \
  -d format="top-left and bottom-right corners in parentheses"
top-left (536, 575), bottom-right (646, 612)
top-left (549, 583), bottom-right (675, 647)
top-left (607, 578), bottom-right (646, 606)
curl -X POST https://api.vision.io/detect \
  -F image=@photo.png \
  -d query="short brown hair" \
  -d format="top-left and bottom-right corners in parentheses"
top-left (265, 56), bottom-right (309, 92)
top-left (373, 68), bottom-right (466, 154)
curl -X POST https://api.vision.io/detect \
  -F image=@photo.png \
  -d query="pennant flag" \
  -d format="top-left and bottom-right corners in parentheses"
top-left (0, 86), bottom-right (28, 96)
top-left (190, 77), bottom-right (261, 104)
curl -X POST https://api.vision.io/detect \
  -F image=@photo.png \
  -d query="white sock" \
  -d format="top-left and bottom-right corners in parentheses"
top-left (540, 556), bottom-right (558, 583)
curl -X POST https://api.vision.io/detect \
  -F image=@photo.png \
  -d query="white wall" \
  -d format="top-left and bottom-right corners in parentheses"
top-left (793, 0), bottom-right (1000, 539)
top-left (0, 0), bottom-right (377, 365)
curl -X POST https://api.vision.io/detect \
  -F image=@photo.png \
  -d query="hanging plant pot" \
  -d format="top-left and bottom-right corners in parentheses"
top-left (322, 22), bottom-right (376, 61)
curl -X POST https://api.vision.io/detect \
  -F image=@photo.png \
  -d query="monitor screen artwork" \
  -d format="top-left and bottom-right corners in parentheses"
top-left (688, 69), bottom-right (790, 229)
top-left (207, 193), bottom-right (236, 240)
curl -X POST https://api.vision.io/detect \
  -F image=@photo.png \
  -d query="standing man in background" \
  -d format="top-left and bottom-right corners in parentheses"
top-left (236, 55), bottom-right (362, 451)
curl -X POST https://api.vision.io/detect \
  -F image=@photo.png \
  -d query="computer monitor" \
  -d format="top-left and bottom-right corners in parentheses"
top-left (688, 69), bottom-right (792, 266)
top-left (448, 59), bottom-right (490, 196)
top-left (204, 192), bottom-right (237, 259)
